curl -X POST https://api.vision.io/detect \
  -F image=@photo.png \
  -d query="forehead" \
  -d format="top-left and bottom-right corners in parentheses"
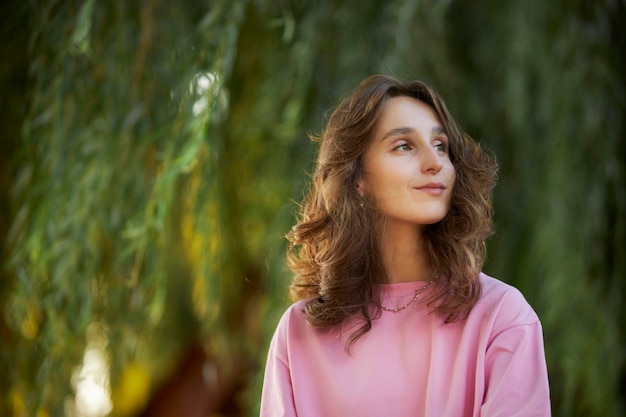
top-left (374, 96), bottom-right (443, 138)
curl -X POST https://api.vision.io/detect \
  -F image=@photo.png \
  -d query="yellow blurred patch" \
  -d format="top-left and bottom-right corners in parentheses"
top-left (11, 389), bottom-right (25, 416)
top-left (20, 304), bottom-right (39, 340)
top-left (36, 408), bottom-right (50, 417)
top-left (192, 275), bottom-right (208, 317)
top-left (111, 364), bottom-right (151, 417)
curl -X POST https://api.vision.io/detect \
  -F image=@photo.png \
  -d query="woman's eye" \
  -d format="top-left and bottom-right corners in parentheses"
top-left (394, 142), bottom-right (412, 152)
top-left (434, 142), bottom-right (448, 153)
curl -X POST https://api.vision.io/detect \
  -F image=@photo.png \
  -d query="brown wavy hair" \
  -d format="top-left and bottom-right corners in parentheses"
top-left (287, 75), bottom-right (497, 347)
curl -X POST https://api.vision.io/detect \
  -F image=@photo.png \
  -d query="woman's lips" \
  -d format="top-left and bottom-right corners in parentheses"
top-left (414, 183), bottom-right (446, 196)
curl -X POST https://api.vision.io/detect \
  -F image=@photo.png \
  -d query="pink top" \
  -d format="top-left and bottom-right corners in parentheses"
top-left (260, 273), bottom-right (550, 416)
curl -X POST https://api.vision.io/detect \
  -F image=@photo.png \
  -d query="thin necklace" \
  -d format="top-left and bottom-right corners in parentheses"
top-left (379, 278), bottom-right (435, 313)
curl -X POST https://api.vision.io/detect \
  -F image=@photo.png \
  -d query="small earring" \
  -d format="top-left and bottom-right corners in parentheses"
top-left (359, 200), bottom-right (364, 207)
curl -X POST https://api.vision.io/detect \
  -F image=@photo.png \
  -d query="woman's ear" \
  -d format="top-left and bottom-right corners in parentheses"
top-left (356, 179), bottom-right (366, 197)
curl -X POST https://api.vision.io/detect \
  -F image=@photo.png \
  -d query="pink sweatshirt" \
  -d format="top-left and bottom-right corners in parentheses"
top-left (260, 273), bottom-right (550, 416)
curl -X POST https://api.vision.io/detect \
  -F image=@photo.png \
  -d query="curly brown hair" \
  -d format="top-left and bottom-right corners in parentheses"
top-left (287, 75), bottom-right (498, 347)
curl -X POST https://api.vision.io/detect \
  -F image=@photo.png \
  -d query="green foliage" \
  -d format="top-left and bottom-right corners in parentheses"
top-left (1, 0), bottom-right (624, 416)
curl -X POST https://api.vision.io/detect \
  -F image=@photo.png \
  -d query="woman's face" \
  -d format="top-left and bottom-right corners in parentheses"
top-left (358, 96), bottom-right (456, 228)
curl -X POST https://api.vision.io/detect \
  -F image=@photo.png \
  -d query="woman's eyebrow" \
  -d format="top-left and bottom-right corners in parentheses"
top-left (380, 125), bottom-right (447, 141)
top-left (380, 126), bottom-right (414, 141)
top-left (433, 126), bottom-right (447, 136)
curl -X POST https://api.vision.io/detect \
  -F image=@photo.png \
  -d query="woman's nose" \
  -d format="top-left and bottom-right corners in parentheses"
top-left (421, 148), bottom-right (444, 174)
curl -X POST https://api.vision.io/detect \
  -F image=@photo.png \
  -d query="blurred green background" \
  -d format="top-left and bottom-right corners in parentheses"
top-left (1, 1), bottom-right (624, 416)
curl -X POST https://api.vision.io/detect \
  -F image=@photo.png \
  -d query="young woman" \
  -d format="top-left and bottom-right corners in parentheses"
top-left (260, 75), bottom-right (550, 416)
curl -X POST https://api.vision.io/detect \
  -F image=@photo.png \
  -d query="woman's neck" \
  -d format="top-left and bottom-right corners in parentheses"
top-left (379, 222), bottom-right (432, 284)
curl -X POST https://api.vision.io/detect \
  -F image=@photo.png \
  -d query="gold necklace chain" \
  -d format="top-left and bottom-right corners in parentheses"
top-left (379, 279), bottom-right (435, 313)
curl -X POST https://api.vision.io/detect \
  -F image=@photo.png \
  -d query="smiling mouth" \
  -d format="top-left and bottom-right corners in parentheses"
top-left (414, 183), bottom-right (446, 195)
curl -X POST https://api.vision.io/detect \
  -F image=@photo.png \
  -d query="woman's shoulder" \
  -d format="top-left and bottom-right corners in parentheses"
top-left (272, 298), bottom-right (311, 336)
top-left (474, 272), bottom-right (540, 328)
top-left (283, 298), bottom-right (309, 319)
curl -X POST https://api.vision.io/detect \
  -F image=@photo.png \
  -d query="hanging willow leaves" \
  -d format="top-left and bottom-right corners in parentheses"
top-left (1, 1), bottom-right (624, 416)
